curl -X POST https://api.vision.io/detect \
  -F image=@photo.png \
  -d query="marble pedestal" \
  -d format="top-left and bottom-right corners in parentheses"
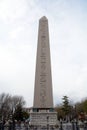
top-left (29, 109), bottom-right (58, 129)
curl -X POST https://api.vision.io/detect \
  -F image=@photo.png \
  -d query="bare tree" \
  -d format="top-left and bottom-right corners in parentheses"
top-left (0, 93), bottom-right (26, 120)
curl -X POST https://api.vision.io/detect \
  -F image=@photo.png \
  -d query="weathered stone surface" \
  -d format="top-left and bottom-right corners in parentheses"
top-left (30, 111), bottom-right (57, 126)
top-left (30, 16), bottom-right (57, 128)
top-left (33, 16), bottom-right (53, 108)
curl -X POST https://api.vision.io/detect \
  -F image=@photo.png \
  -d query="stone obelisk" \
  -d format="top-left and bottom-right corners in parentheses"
top-left (34, 16), bottom-right (53, 109)
top-left (30, 16), bottom-right (57, 129)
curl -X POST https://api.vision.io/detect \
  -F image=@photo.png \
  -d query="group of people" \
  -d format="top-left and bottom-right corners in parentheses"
top-left (0, 120), bottom-right (29, 130)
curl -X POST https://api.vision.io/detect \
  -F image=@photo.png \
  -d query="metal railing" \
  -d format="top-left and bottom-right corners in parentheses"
top-left (0, 121), bottom-right (87, 130)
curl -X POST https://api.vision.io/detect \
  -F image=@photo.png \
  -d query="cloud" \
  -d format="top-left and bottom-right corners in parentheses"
top-left (49, 0), bottom-right (87, 104)
top-left (0, 0), bottom-right (27, 22)
top-left (0, 0), bottom-right (87, 107)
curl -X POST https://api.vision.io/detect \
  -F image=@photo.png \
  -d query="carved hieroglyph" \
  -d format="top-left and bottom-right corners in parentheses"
top-left (33, 16), bottom-right (53, 108)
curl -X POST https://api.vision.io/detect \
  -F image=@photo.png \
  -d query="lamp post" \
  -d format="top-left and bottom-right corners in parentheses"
top-left (0, 102), bottom-right (1, 120)
top-left (10, 103), bottom-right (15, 130)
top-left (47, 116), bottom-right (49, 130)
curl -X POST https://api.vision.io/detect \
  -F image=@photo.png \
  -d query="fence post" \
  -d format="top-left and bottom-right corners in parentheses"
top-left (72, 121), bottom-right (75, 130)
top-left (60, 121), bottom-right (63, 130)
top-left (76, 121), bottom-right (79, 130)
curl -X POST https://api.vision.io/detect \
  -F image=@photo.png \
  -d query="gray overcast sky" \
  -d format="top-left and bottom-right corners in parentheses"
top-left (0, 0), bottom-right (87, 107)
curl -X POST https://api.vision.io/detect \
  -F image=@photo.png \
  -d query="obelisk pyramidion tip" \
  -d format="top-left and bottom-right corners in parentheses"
top-left (40, 16), bottom-right (48, 21)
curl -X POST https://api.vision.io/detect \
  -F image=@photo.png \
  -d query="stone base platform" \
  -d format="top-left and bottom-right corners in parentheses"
top-left (29, 109), bottom-right (58, 129)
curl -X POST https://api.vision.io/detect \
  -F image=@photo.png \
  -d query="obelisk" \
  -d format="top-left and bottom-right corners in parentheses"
top-left (30, 16), bottom-right (57, 129)
top-left (34, 16), bottom-right (53, 108)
